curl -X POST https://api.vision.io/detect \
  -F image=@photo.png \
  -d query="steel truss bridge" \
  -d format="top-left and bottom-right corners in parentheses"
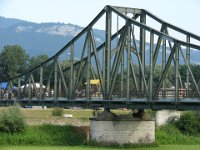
top-left (0, 6), bottom-right (200, 110)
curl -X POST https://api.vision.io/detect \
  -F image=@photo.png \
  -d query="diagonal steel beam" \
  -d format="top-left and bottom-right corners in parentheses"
top-left (108, 26), bottom-right (128, 99)
top-left (167, 40), bottom-right (183, 88)
top-left (73, 32), bottom-right (90, 93)
top-left (179, 47), bottom-right (200, 97)
top-left (90, 29), bottom-right (105, 96)
top-left (56, 60), bottom-right (69, 97)
top-left (153, 42), bottom-right (178, 99)
top-left (46, 63), bottom-right (55, 97)
top-left (131, 27), bottom-right (149, 96)
top-left (175, 44), bottom-right (179, 101)
top-left (153, 24), bottom-right (165, 69)
top-left (130, 56), bottom-right (139, 92)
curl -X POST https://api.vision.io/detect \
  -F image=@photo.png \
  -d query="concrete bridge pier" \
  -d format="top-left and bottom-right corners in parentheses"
top-left (155, 110), bottom-right (180, 126)
top-left (90, 109), bottom-right (155, 145)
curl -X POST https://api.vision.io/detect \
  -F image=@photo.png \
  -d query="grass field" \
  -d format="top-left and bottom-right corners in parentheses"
top-left (0, 107), bottom-right (131, 126)
top-left (1, 107), bottom-right (200, 149)
top-left (21, 108), bottom-right (130, 119)
top-left (1, 145), bottom-right (200, 150)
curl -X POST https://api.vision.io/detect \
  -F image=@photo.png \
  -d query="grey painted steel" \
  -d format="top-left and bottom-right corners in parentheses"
top-left (109, 26), bottom-right (128, 99)
top-left (0, 5), bottom-right (200, 110)
top-left (73, 32), bottom-right (89, 93)
top-left (153, 25), bottom-right (165, 69)
top-left (165, 29), bottom-right (184, 88)
top-left (90, 30), bottom-right (105, 95)
top-left (2, 5), bottom-right (200, 85)
top-left (105, 9), bottom-right (112, 100)
top-left (186, 35), bottom-right (190, 97)
top-left (39, 66), bottom-right (43, 99)
top-left (54, 60), bottom-right (58, 100)
top-left (1, 99), bottom-right (200, 110)
top-left (139, 14), bottom-right (146, 93)
top-left (149, 31), bottom-right (154, 101)
top-left (86, 34), bottom-right (91, 100)
top-left (114, 6), bottom-right (143, 14)
top-left (58, 78), bottom-right (61, 97)
top-left (56, 60), bottom-right (68, 96)
top-left (179, 47), bottom-right (200, 97)
top-left (70, 44), bottom-right (74, 99)
top-left (46, 63), bottom-right (54, 97)
top-left (121, 38), bottom-right (124, 98)
top-left (154, 43), bottom-right (177, 98)
top-left (132, 29), bottom-right (149, 96)
top-left (144, 9), bottom-right (200, 41)
top-left (130, 56), bottom-right (139, 92)
top-left (127, 22), bottom-right (131, 100)
top-left (175, 44), bottom-right (179, 101)
top-left (162, 28), bottom-right (167, 98)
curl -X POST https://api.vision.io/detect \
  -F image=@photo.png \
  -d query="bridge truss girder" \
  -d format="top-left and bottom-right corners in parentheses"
top-left (0, 5), bottom-right (200, 110)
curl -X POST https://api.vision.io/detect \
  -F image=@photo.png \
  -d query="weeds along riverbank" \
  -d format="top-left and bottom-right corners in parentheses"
top-left (1, 106), bottom-right (200, 146)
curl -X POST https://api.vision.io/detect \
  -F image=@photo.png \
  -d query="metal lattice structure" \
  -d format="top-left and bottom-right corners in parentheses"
top-left (0, 6), bottom-right (200, 110)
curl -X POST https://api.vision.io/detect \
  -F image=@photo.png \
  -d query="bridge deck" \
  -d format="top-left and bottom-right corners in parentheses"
top-left (0, 98), bottom-right (200, 110)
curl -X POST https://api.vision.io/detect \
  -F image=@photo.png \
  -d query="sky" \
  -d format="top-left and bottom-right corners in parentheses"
top-left (0, 0), bottom-right (200, 36)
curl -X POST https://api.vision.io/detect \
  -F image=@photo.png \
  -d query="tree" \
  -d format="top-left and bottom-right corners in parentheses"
top-left (28, 54), bottom-right (49, 69)
top-left (28, 54), bottom-right (49, 83)
top-left (0, 45), bottom-right (29, 81)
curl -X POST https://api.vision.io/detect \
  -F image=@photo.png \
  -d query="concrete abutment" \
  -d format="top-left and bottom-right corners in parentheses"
top-left (90, 110), bottom-right (155, 145)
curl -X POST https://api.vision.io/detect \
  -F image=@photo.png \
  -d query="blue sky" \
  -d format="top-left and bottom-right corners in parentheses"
top-left (0, 0), bottom-right (199, 36)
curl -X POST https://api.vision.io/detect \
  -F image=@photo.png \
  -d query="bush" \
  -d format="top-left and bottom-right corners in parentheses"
top-left (156, 124), bottom-right (200, 144)
top-left (0, 106), bottom-right (26, 133)
top-left (170, 111), bottom-right (200, 136)
top-left (52, 107), bottom-right (64, 116)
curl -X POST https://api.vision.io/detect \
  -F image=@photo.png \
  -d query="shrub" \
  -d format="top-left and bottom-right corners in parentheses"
top-left (0, 106), bottom-right (26, 133)
top-left (156, 124), bottom-right (200, 144)
top-left (170, 111), bottom-right (200, 136)
top-left (52, 107), bottom-right (64, 116)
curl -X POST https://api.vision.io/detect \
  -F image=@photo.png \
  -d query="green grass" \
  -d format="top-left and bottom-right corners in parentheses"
top-left (21, 109), bottom-right (94, 120)
top-left (0, 125), bottom-right (87, 145)
top-left (1, 145), bottom-right (200, 150)
top-left (156, 124), bottom-right (200, 144)
top-left (0, 107), bottom-right (132, 120)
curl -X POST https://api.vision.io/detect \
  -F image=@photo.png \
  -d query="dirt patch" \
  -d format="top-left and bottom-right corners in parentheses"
top-left (26, 117), bottom-right (89, 126)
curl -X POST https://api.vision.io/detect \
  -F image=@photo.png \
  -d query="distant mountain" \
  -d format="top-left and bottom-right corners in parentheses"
top-left (0, 16), bottom-right (199, 64)
top-left (0, 16), bottom-right (104, 57)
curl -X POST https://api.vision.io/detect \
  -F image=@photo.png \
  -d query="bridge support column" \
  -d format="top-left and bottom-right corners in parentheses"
top-left (156, 110), bottom-right (180, 126)
top-left (90, 110), bottom-right (155, 145)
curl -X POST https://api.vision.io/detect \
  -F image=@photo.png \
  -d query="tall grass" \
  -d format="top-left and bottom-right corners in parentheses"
top-left (0, 125), bottom-right (87, 145)
top-left (156, 124), bottom-right (200, 144)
